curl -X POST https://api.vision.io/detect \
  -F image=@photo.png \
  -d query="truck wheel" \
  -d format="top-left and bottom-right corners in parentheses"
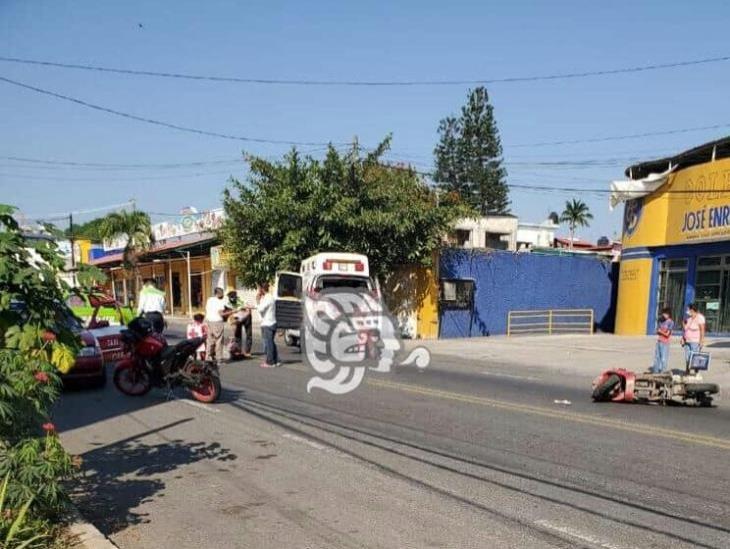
top-left (592, 374), bottom-right (621, 401)
top-left (685, 383), bottom-right (719, 395)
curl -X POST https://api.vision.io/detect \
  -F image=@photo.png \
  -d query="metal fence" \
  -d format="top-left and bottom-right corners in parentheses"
top-left (507, 309), bottom-right (594, 336)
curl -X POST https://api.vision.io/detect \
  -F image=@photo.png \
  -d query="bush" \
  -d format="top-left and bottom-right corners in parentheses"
top-left (0, 205), bottom-right (81, 544)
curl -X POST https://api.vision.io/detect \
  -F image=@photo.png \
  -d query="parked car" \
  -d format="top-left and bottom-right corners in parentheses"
top-left (10, 300), bottom-right (107, 388)
top-left (67, 291), bottom-right (132, 364)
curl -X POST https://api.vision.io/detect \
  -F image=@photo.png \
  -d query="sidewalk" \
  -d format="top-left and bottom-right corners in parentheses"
top-left (408, 334), bottom-right (730, 390)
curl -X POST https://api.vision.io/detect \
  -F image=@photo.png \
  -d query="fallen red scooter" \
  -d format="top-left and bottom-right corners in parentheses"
top-left (592, 356), bottom-right (719, 407)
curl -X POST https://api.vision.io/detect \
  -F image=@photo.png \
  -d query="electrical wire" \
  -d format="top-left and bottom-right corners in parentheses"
top-left (1, 53), bottom-right (728, 86)
top-left (0, 75), bottom-right (343, 146)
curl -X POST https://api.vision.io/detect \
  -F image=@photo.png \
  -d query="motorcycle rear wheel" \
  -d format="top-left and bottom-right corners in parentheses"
top-left (185, 361), bottom-right (221, 403)
top-left (113, 363), bottom-right (152, 396)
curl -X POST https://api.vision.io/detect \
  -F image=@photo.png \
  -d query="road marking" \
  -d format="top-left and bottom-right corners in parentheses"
top-left (481, 371), bottom-right (538, 381)
top-left (534, 520), bottom-right (628, 549)
top-left (277, 361), bottom-right (730, 450)
top-left (178, 399), bottom-right (220, 413)
top-left (364, 378), bottom-right (730, 450)
top-left (282, 433), bottom-right (326, 450)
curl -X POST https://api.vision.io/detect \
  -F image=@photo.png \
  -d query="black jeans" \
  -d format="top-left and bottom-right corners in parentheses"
top-left (144, 311), bottom-right (165, 334)
top-left (233, 315), bottom-right (253, 354)
top-left (261, 324), bottom-right (278, 365)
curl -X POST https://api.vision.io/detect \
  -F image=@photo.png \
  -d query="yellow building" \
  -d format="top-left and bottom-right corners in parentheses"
top-left (615, 137), bottom-right (730, 334)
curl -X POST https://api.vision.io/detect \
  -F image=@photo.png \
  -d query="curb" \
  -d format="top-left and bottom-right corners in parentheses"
top-left (66, 507), bottom-right (118, 549)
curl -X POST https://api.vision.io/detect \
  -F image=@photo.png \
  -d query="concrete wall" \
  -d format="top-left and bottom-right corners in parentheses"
top-left (451, 216), bottom-right (519, 251)
top-left (438, 248), bottom-right (618, 338)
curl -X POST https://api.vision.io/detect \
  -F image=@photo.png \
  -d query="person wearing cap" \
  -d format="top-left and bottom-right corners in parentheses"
top-left (226, 290), bottom-right (252, 359)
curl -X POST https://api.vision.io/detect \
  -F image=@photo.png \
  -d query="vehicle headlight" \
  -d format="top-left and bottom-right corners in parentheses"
top-left (78, 346), bottom-right (101, 357)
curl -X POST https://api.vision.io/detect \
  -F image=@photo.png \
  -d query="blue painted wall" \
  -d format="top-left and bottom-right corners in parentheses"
top-left (439, 249), bottom-right (618, 338)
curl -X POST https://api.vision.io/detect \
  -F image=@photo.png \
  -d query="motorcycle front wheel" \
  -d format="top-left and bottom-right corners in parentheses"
top-left (113, 363), bottom-right (152, 396)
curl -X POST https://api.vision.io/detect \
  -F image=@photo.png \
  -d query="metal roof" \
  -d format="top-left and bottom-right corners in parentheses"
top-left (625, 135), bottom-right (730, 180)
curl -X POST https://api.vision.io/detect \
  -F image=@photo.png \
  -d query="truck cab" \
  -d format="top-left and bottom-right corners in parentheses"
top-left (275, 253), bottom-right (379, 346)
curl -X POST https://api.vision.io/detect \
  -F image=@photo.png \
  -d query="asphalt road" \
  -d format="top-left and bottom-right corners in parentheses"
top-left (55, 331), bottom-right (730, 549)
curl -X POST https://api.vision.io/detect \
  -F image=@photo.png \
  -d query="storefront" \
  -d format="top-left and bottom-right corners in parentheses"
top-left (614, 137), bottom-right (730, 334)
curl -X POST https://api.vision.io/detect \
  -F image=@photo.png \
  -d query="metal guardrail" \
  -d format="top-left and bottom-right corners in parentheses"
top-left (507, 309), bottom-right (594, 336)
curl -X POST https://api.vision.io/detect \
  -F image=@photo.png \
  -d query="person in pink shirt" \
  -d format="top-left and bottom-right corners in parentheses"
top-left (650, 306), bottom-right (674, 374)
top-left (682, 303), bottom-right (706, 366)
top-left (186, 313), bottom-right (208, 360)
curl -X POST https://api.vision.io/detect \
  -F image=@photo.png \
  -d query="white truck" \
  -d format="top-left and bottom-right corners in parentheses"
top-left (274, 252), bottom-right (379, 346)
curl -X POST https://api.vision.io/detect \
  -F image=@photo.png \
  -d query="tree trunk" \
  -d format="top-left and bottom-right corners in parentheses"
top-left (569, 226), bottom-right (574, 251)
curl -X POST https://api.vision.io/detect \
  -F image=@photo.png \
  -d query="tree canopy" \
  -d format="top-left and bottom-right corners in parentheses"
top-left (222, 138), bottom-right (465, 287)
top-left (434, 87), bottom-right (510, 215)
top-left (560, 199), bottom-right (593, 250)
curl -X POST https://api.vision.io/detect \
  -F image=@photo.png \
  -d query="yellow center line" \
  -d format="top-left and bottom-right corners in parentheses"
top-left (278, 362), bottom-right (730, 450)
top-left (367, 378), bottom-right (730, 450)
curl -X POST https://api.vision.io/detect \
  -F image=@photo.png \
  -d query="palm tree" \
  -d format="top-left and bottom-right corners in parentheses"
top-left (560, 199), bottom-right (593, 251)
top-left (98, 210), bottom-right (154, 297)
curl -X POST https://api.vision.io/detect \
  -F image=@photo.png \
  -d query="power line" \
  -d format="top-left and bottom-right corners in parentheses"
top-left (1, 53), bottom-right (729, 86)
top-left (23, 200), bottom-right (135, 221)
top-left (511, 125), bottom-right (730, 147)
top-left (0, 75), bottom-right (342, 146)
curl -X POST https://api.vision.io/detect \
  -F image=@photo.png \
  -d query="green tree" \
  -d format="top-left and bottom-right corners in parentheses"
top-left (97, 210), bottom-right (154, 297)
top-left (434, 87), bottom-right (509, 215)
top-left (0, 205), bottom-right (78, 539)
top-left (222, 138), bottom-right (465, 287)
top-left (560, 199), bottom-right (593, 250)
top-left (65, 216), bottom-right (107, 241)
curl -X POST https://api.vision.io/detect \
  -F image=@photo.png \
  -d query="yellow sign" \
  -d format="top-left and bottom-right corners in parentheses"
top-left (623, 157), bottom-right (730, 248)
top-left (210, 245), bottom-right (229, 270)
top-left (615, 258), bottom-right (652, 335)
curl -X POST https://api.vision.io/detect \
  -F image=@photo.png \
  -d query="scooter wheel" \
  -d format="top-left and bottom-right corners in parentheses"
top-left (592, 374), bottom-right (621, 401)
top-left (685, 383), bottom-right (719, 396)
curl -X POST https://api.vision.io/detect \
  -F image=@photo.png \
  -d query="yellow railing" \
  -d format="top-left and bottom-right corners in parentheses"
top-left (507, 309), bottom-right (594, 336)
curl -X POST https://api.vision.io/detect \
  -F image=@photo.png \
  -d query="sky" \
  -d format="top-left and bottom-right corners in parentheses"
top-left (2, 0), bottom-right (730, 241)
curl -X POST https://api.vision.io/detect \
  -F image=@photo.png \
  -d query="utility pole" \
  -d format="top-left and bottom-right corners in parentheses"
top-left (69, 212), bottom-right (77, 287)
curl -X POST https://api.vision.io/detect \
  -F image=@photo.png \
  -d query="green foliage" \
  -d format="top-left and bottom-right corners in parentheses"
top-left (74, 264), bottom-right (108, 293)
top-left (64, 217), bottom-right (106, 242)
top-left (0, 204), bottom-right (79, 542)
top-left (96, 210), bottom-right (154, 270)
top-left (222, 138), bottom-right (465, 287)
top-left (560, 199), bottom-right (593, 249)
top-left (434, 87), bottom-right (510, 215)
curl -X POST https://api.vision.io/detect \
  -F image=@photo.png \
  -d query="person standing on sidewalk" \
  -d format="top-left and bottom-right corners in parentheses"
top-left (650, 306), bottom-right (674, 373)
top-left (205, 287), bottom-right (232, 365)
top-left (137, 278), bottom-right (166, 333)
top-left (256, 282), bottom-right (279, 368)
top-left (227, 290), bottom-right (253, 359)
top-left (682, 303), bottom-right (706, 366)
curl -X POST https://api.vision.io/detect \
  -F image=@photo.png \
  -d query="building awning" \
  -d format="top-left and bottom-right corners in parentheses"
top-left (90, 232), bottom-right (218, 267)
top-left (609, 166), bottom-right (675, 210)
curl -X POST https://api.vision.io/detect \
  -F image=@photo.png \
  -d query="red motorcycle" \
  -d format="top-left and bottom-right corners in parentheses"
top-left (113, 317), bottom-right (221, 403)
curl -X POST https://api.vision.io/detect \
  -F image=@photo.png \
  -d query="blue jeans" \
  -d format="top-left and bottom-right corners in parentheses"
top-left (651, 341), bottom-right (669, 373)
top-left (261, 324), bottom-right (278, 365)
top-left (684, 342), bottom-right (700, 367)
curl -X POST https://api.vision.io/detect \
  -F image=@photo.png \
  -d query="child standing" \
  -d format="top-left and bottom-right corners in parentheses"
top-left (186, 313), bottom-right (208, 360)
top-left (650, 306), bottom-right (674, 373)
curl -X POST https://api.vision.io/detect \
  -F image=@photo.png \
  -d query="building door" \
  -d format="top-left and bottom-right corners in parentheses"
top-left (695, 256), bottom-right (723, 333)
top-left (656, 259), bottom-right (687, 327)
top-left (172, 273), bottom-right (182, 310)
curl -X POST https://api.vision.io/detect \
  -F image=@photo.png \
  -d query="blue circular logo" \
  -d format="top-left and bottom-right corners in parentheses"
top-left (623, 198), bottom-right (643, 237)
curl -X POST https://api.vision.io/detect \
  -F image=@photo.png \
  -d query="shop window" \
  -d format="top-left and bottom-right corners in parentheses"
top-left (656, 259), bottom-right (687, 325)
top-left (694, 254), bottom-right (730, 332)
top-left (439, 279), bottom-right (475, 310)
top-left (698, 256), bottom-right (721, 267)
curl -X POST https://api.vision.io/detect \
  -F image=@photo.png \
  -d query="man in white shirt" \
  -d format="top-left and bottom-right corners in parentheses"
top-left (137, 279), bottom-right (166, 333)
top-left (205, 287), bottom-right (231, 364)
top-left (256, 282), bottom-right (279, 367)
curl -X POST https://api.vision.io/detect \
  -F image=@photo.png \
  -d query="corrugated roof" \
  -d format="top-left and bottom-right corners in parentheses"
top-left (625, 135), bottom-right (730, 180)
top-left (89, 232), bottom-right (217, 266)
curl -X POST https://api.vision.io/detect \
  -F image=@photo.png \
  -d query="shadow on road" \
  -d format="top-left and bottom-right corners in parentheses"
top-left (71, 418), bottom-right (237, 536)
